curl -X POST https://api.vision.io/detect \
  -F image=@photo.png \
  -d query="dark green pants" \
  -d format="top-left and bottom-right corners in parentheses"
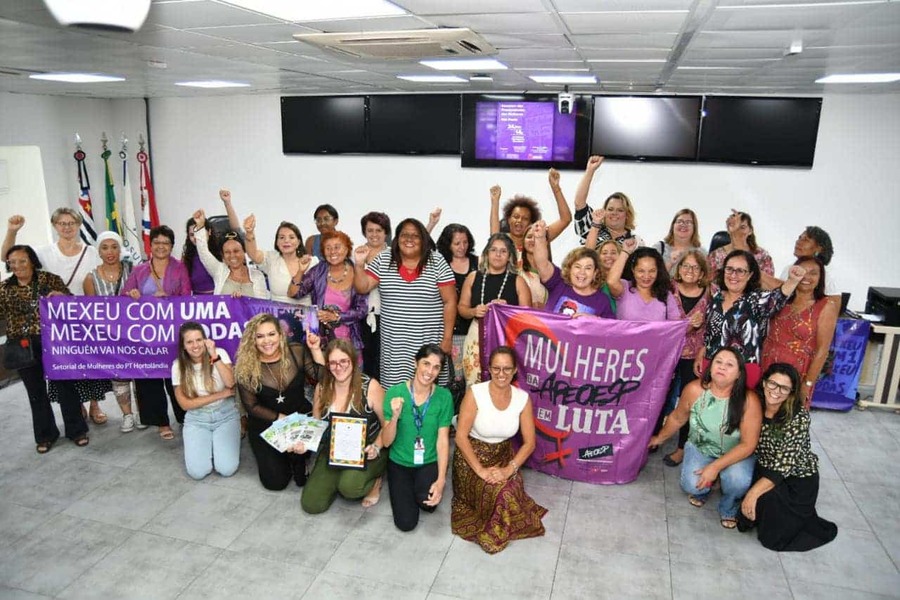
top-left (300, 449), bottom-right (388, 514)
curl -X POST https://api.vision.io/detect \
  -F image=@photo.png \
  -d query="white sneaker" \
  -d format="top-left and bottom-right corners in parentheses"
top-left (135, 418), bottom-right (149, 430)
top-left (120, 414), bottom-right (135, 433)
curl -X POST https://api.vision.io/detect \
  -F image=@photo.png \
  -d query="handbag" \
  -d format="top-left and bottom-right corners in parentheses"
top-left (3, 337), bottom-right (37, 370)
top-left (443, 354), bottom-right (466, 415)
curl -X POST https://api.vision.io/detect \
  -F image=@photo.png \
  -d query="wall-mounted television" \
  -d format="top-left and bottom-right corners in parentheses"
top-left (698, 96), bottom-right (822, 167)
top-left (461, 94), bottom-right (591, 169)
top-left (368, 94), bottom-right (461, 155)
top-left (281, 96), bottom-right (367, 154)
top-left (592, 95), bottom-right (701, 161)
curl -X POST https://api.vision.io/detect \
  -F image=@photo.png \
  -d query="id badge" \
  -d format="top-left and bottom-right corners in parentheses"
top-left (413, 436), bottom-right (425, 465)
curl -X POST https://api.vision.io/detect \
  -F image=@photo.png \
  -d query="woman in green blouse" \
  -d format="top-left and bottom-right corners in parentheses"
top-left (737, 363), bottom-right (838, 551)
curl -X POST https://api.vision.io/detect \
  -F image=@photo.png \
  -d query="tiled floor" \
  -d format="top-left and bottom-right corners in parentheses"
top-left (0, 381), bottom-right (898, 600)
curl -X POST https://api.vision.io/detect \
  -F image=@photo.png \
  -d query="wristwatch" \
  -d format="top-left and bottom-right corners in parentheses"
top-left (804, 380), bottom-right (813, 388)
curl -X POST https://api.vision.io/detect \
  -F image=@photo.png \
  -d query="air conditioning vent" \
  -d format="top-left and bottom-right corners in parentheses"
top-left (293, 28), bottom-right (496, 60)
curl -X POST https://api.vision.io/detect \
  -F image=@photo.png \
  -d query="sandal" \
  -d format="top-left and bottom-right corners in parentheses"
top-left (361, 476), bottom-right (383, 508)
top-left (720, 517), bottom-right (738, 529)
top-left (159, 427), bottom-right (175, 441)
top-left (663, 452), bottom-right (683, 467)
top-left (74, 436), bottom-right (90, 447)
top-left (36, 439), bottom-right (55, 454)
top-left (89, 406), bottom-right (108, 425)
top-left (688, 495), bottom-right (707, 508)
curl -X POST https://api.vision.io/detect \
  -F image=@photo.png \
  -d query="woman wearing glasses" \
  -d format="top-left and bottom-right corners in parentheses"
top-left (190, 209), bottom-right (268, 299)
top-left (4, 212), bottom-right (109, 424)
top-left (122, 225), bottom-right (192, 440)
top-left (695, 250), bottom-right (805, 388)
top-left (301, 339), bottom-right (386, 513)
top-left (353, 219), bottom-right (456, 388)
top-left (306, 204), bottom-right (339, 260)
top-left (653, 209), bottom-right (706, 275)
top-left (651, 347), bottom-right (762, 529)
top-left (452, 346), bottom-right (547, 553)
top-left (738, 363), bottom-right (837, 550)
top-left (458, 234), bottom-right (532, 385)
top-left (382, 344), bottom-right (453, 531)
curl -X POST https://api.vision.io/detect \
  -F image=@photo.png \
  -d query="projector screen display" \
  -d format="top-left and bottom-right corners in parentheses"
top-left (473, 101), bottom-right (576, 162)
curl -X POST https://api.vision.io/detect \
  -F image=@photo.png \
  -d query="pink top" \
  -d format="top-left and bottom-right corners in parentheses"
top-left (324, 285), bottom-right (351, 341)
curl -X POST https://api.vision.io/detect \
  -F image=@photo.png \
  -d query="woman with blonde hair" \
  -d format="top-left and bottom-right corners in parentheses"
top-left (653, 209), bottom-right (706, 275)
top-left (235, 313), bottom-right (324, 490)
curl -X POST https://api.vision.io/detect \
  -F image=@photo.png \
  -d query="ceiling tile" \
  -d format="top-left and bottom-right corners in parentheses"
top-left (572, 33), bottom-right (678, 49)
top-left (562, 12), bottom-right (688, 35)
top-left (394, 0), bottom-right (547, 14)
top-left (186, 23), bottom-right (308, 44)
top-left (146, 0), bottom-right (277, 29)
top-left (295, 15), bottom-right (434, 33)
top-left (428, 13), bottom-right (561, 35)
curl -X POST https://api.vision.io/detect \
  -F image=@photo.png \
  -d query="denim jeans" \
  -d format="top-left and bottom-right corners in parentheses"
top-left (183, 399), bottom-right (240, 480)
top-left (680, 441), bottom-right (755, 518)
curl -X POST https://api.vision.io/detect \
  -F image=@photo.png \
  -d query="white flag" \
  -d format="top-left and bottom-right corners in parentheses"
top-left (119, 155), bottom-right (144, 263)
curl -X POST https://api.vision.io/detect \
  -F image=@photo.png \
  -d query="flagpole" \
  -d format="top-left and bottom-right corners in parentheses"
top-left (118, 133), bottom-right (144, 263)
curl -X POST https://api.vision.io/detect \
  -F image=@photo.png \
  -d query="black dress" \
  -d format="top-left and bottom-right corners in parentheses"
top-left (241, 344), bottom-right (323, 490)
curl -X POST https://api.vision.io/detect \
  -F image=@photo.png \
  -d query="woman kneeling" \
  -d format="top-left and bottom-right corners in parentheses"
top-left (452, 346), bottom-right (547, 553)
top-left (172, 322), bottom-right (240, 479)
top-left (301, 340), bottom-right (387, 513)
top-left (651, 347), bottom-right (762, 528)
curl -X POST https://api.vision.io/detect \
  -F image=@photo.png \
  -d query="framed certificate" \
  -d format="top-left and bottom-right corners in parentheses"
top-left (328, 413), bottom-right (368, 469)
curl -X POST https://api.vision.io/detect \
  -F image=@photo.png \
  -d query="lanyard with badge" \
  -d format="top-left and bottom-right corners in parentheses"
top-left (408, 381), bottom-right (432, 465)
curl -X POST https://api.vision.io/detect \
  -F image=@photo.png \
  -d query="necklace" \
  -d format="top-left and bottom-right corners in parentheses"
top-left (327, 264), bottom-right (349, 285)
top-left (99, 263), bottom-right (122, 282)
top-left (263, 361), bottom-right (286, 404)
top-left (480, 269), bottom-right (510, 307)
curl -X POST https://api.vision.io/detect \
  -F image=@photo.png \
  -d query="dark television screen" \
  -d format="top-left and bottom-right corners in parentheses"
top-left (281, 96), bottom-right (366, 154)
top-left (592, 95), bottom-right (701, 160)
top-left (461, 94), bottom-right (591, 169)
top-left (368, 94), bottom-right (461, 154)
top-left (698, 96), bottom-right (822, 167)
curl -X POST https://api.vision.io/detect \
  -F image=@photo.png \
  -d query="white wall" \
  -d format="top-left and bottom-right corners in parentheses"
top-left (3, 90), bottom-right (898, 309)
top-left (0, 92), bottom-right (147, 246)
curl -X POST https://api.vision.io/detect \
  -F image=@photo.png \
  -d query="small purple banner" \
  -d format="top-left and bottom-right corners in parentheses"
top-left (40, 296), bottom-right (313, 380)
top-left (482, 304), bottom-right (686, 485)
top-left (811, 318), bottom-right (870, 412)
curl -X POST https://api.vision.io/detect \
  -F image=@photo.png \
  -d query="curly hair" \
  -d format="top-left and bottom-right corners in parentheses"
top-left (234, 313), bottom-right (292, 392)
top-left (716, 249), bottom-right (761, 293)
top-left (316, 339), bottom-right (365, 416)
top-left (320, 230), bottom-right (353, 259)
top-left (560, 247), bottom-right (603, 290)
top-left (623, 247), bottom-right (670, 303)
top-left (4, 244), bottom-right (42, 270)
top-left (663, 209), bottom-right (701, 248)
top-left (478, 233), bottom-right (518, 273)
top-left (672, 249), bottom-right (710, 289)
top-left (803, 226), bottom-right (834, 266)
top-left (436, 224), bottom-right (476, 266)
top-left (502, 196), bottom-right (542, 225)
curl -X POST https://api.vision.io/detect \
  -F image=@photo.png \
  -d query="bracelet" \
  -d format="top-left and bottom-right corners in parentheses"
top-left (210, 355), bottom-right (220, 364)
top-left (804, 380), bottom-right (814, 387)
top-left (591, 222), bottom-right (603, 229)
top-left (245, 236), bottom-right (255, 242)
top-left (510, 459), bottom-right (518, 475)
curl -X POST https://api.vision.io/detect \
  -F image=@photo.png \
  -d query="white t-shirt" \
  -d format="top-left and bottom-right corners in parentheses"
top-left (36, 243), bottom-right (100, 296)
top-left (171, 348), bottom-right (232, 409)
top-left (469, 381), bottom-right (529, 444)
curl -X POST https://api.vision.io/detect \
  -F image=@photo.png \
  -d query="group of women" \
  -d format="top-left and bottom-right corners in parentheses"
top-left (2, 155), bottom-right (841, 553)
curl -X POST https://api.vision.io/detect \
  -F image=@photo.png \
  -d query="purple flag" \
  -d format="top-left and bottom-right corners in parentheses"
top-left (40, 296), bottom-right (314, 380)
top-left (482, 304), bottom-right (686, 485)
top-left (811, 318), bottom-right (870, 412)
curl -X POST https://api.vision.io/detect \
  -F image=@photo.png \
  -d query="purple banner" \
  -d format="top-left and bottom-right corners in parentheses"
top-left (482, 304), bottom-right (686, 485)
top-left (40, 296), bottom-right (314, 380)
top-left (811, 318), bottom-right (870, 412)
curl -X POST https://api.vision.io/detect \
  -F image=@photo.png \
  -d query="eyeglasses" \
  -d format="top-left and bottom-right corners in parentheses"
top-left (679, 264), bottom-right (700, 272)
top-left (315, 216), bottom-right (335, 225)
top-left (55, 221), bottom-right (78, 228)
top-left (489, 366), bottom-right (515, 375)
top-left (328, 358), bottom-right (351, 369)
top-left (763, 379), bottom-right (792, 395)
top-left (724, 266), bottom-right (749, 277)
top-left (674, 219), bottom-right (694, 227)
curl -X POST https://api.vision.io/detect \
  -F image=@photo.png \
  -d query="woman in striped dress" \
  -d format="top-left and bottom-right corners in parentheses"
top-left (353, 218), bottom-right (456, 388)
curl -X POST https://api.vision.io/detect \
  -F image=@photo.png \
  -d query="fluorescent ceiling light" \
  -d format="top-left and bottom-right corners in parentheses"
top-left (678, 66), bottom-right (743, 70)
top-left (469, 74), bottom-right (493, 81)
top-left (420, 58), bottom-right (507, 71)
top-left (30, 72), bottom-right (124, 83)
top-left (587, 59), bottom-right (666, 63)
top-left (175, 80), bottom-right (252, 88)
top-left (525, 68), bottom-right (590, 72)
top-left (562, 9), bottom-right (688, 14)
top-left (397, 75), bottom-right (467, 83)
top-left (719, 0), bottom-right (884, 8)
top-left (816, 73), bottom-right (900, 83)
top-left (221, 0), bottom-right (405, 21)
top-left (529, 75), bottom-right (597, 84)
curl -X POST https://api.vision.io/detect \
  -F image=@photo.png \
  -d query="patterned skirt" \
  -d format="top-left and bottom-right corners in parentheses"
top-left (451, 437), bottom-right (548, 554)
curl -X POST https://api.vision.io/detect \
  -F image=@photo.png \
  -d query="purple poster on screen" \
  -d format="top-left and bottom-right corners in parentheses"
top-left (811, 318), bottom-right (870, 412)
top-left (482, 304), bottom-right (686, 484)
top-left (474, 101), bottom-right (576, 161)
top-left (39, 296), bottom-right (315, 380)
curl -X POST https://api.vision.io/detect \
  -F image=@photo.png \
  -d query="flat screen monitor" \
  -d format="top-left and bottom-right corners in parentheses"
top-left (461, 94), bottom-right (591, 169)
top-left (281, 96), bottom-right (366, 154)
top-left (698, 96), bottom-right (822, 167)
top-left (368, 94), bottom-right (461, 154)
top-left (592, 95), bottom-right (701, 161)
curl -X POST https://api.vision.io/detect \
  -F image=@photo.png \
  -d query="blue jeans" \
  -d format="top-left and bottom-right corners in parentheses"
top-left (183, 400), bottom-right (241, 480)
top-left (680, 441), bottom-right (755, 518)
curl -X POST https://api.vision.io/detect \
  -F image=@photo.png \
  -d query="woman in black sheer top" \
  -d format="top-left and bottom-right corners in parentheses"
top-left (235, 313), bottom-right (324, 490)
